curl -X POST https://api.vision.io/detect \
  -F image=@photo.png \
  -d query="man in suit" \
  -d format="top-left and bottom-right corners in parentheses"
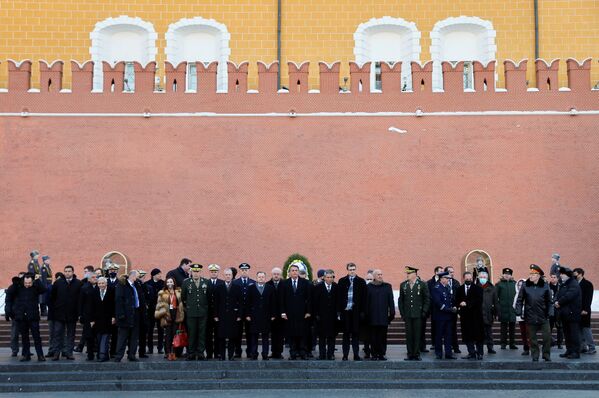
top-left (78, 272), bottom-right (99, 360)
top-left (444, 266), bottom-right (461, 354)
top-left (181, 263), bottom-right (211, 360)
top-left (50, 265), bottom-right (82, 360)
top-left (280, 261), bottom-right (312, 359)
top-left (365, 269), bottom-right (395, 361)
top-left (337, 262), bottom-right (366, 361)
top-left (114, 270), bottom-right (142, 362)
top-left (206, 264), bottom-right (224, 359)
top-left (166, 258), bottom-right (192, 289)
top-left (213, 268), bottom-right (242, 360)
top-left (245, 271), bottom-right (276, 360)
top-left (573, 268), bottom-right (596, 354)
top-left (145, 268), bottom-right (164, 355)
top-left (398, 266), bottom-right (430, 361)
top-left (456, 271), bottom-right (485, 359)
top-left (312, 269), bottom-right (339, 360)
top-left (266, 267), bottom-right (284, 359)
top-left (232, 263), bottom-right (255, 358)
top-left (135, 270), bottom-right (150, 358)
top-left (92, 277), bottom-right (115, 362)
top-left (478, 269), bottom-right (499, 354)
top-left (555, 267), bottom-right (582, 359)
top-left (105, 263), bottom-right (120, 357)
top-left (431, 271), bottom-right (458, 360)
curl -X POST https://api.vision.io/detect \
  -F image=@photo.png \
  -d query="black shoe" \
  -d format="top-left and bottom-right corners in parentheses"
top-left (364, 354), bottom-right (371, 359)
top-left (404, 357), bottom-right (413, 361)
top-left (128, 357), bottom-right (138, 362)
top-left (157, 350), bottom-right (164, 354)
top-left (435, 355), bottom-right (443, 360)
top-left (342, 356), bottom-right (348, 361)
top-left (379, 356), bottom-right (387, 361)
top-left (262, 355), bottom-right (269, 361)
top-left (445, 355), bottom-right (457, 360)
top-left (420, 349), bottom-right (430, 353)
top-left (414, 356), bottom-right (422, 361)
top-left (557, 345), bottom-right (563, 349)
top-left (476, 354), bottom-right (483, 360)
top-left (45, 352), bottom-right (54, 358)
top-left (453, 348), bottom-right (461, 354)
top-left (114, 357), bottom-right (122, 362)
top-left (52, 353), bottom-right (60, 361)
top-left (73, 347), bottom-right (83, 353)
top-left (522, 350), bottom-right (530, 356)
top-left (354, 356), bottom-right (362, 361)
top-left (559, 353), bottom-right (569, 358)
top-left (228, 356), bottom-right (234, 361)
top-left (11, 352), bottom-right (18, 357)
top-left (543, 357), bottom-right (551, 362)
top-left (462, 354), bottom-right (476, 360)
top-left (501, 345), bottom-right (507, 350)
top-left (186, 355), bottom-right (196, 361)
top-left (38, 356), bottom-right (46, 362)
top-left (532, 358), bottom-right (539, 362)
top-left (509, 345), bottom-right (518, 350)
top-left (371, 356), bottom-right (379, 361)
top-left (488, 349), bottom-right (496, 354)
top-left (64, 355), bottom-right (75, 360)
top-left (20, 355), bottom-right (31, 362)
top-left (584, 349), bottom-right (597, 355)
top-left (139, 354), bottom-right (149, 359)
top-left (234, 354), bottom-right (242, 358)
top-left (197, 354), bottom-right (205, 360)
top-left (567, 354), bottom-right (580, 359)
top-left (86, 356), bottom-right (94, 361)
top-left (299, 355), bottom-right (307, 360)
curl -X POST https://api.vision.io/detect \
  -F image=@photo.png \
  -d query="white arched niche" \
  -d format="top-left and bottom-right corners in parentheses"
top-left (165, 17), bottom-right (231, 92)
top-left (354, 16), bottom-right (421, 92)
top-left (430, 16), bottom-right (496, 91)
top-left (89, 16), bottom-right (157, 92)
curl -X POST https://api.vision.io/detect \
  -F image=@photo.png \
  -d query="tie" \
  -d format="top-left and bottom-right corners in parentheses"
top-left (293, 279), bottom-right (297, 292)
top-left (132, 284), bottom-right (139, 308)
top-left (226, 282), bottom-right (230, 292)
top-left (101, 290), bottom-right (105, 301)
top-left (258, 285), bottom-right (264, 295)
top-left (243, 278), bottom-right (247, 286)
top-left (212, 280), bottom-right (216, 285)
top-left (465, 285), bottom-right (469, 296)
top-left (346, 277), bottom-right (354, 310)
top-left (327, 285), bottom-right (331, 293)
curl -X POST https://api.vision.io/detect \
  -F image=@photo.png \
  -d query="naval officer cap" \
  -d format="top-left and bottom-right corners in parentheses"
top-left (190, 263), bottom-right (203, 271)
top-left (438, 271), bottom-right (451, 279)
top-left (208, 264), bottom-right (220, 271)
top-left (405, 266), bottom-right (419, 274)
top-left (239, 263), bottom-right (251, 270)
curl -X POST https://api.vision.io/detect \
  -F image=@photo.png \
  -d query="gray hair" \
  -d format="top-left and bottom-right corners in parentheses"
top-left (271, 267), bottom-right (282, 274)
top-left (478, 271), bottom-right (488, 278)
top-left (97, 277), bottom-right (107, 284)
top-left (324, 269), bottom-right (335, 277)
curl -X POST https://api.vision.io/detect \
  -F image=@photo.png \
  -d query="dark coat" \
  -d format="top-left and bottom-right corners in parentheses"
top-left (431, 282), bottom-right (455, 321)
top-left (4, 277), bottom-right (21, 319)
top-left (579, 278), bottom-right (594, 328)
top-left (479, 282), bottom-right (499, 325)
top-left (165, 266), bottom-right (189, 288)
top-left (455, 283), bottom-right (484, 341)
top-left (365, 282), bottom-right (395, 326)
top-left (265, 279), bottom-right (283, 319)
top-left (246, 283), bottom-right (276, 333)
top-left (337, 275), bottom-right (367, 331)
top-left (213, 282), bottom-right (242, 338)
top-left (496, 279), bottom-right (517, 323)
top-left (8, 279), bottom-right (46, 321)
top-left (232, 277), bottom-right (256, 308)
top-left (398, 279), bottom-right (430, 319)
top-left (555, 276), bottom-right (582, 322)
top-left (50, 277), bottom-right (82, 322)
top-left (279, 277), bottom-right (312, 337)
top-left (114, 277), bottom-right (142, 328)
top-left (27, 259), bottom-right (41, 276)
top-left (312, 282), bottom-right (340, 337)
top-left (79, 282), bottom-right (98, 323)
top-left (91, 287), bottom-right (115, 334)
top-left (144, 279), bottom-right (164, 311)
top-left (515, 278), bottom-right (554, 325)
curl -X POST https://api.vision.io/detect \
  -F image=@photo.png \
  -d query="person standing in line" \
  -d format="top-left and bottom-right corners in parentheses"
top-left (50, 265), bottom-right (82, 360)
top-left (423, 266), bottom-right (444, 352)
top-left (478, 269), bottom-right (499, 354)
top-left (337, 262), bottom-right (366, 361)
top-left (213, 268), bottom-right (243, 361)
top-left (456, 272), bottom-right (484, 360)
top-left (232, 263), bottom-right (255, 358)
top-left (181, 263), bottom-right (211, 360)
top-left (312, 270), bottom-right (340, 360)
top-left (279, 261), bottom-right (312, 360)
top-left (430, 271), bottom-right (457, 360)
top-left (365, 269), bottom-right (395, 361)
top-left (496, 268), bottom-right (518, 350)
top-left (573, 268), bottom-right (596, 354)
top-left (245, 271), bottom-right (276, 360)
top-left (92, 277), bottom-right (115, 362)
top-left (114, 270), bottom-right (142, 362)
top-left (398, 266), bottom-right (430, 361)
top-left (154, 277), bottom-right (184, 361)
top-left (145, 268), bottom-right (164, 355)
top-left (266, 267), bottom-right (285, 359)
top-left (555, 267), bottom-right (582, 359)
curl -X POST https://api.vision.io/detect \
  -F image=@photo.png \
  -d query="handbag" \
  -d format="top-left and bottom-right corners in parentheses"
top-left (172, 324), bottom-right (188, 348)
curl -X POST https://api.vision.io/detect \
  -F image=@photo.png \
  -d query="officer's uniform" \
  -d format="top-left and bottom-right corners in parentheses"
top-left (181, 264), bottom-right (211, 360)
top-left (398, 266), bottom-right (430, 361)
top-left (431, 272), bottom-right (456, 359)
top-left (232, 263), bottom-right (255, 357)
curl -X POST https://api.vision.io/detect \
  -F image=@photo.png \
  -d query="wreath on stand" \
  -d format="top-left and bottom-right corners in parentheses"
top-left (282, 253), bottom-right (314, 282)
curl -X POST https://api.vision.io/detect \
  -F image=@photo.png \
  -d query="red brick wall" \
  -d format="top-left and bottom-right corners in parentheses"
top-left (1, 114), bottom-right (598, 287)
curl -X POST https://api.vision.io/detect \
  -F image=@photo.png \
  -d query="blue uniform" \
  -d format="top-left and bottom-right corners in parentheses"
top-left (431, 282), bottom-right (455, 358)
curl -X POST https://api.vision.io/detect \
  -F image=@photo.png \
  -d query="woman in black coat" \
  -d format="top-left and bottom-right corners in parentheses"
top-left (555, 268), bottom-right (582, 358)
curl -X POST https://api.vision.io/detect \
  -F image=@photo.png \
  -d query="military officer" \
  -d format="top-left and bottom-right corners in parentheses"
top-left (232, 263), bottom-right (255, 358)
top-left (206, 263), bottom-right (224, 359)
top-left (398, 266), bottom-right (430, 361)
top-left (181, 263), bottom-right (211, 360)
top-left (431, 271), bottom-right (458, 359)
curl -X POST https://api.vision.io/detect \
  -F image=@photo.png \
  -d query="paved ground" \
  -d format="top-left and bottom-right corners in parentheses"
top-left (2, 343), bottom-right (598, 364)
top-left (3, 390), bottom-right (599, 398)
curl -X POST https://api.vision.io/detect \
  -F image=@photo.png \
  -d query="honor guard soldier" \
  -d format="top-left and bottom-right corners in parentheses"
top-left (431, 271), bottom-right (458, 359)
top-left (181, 263), bottom-right (211, 360)
top-left (232, 263), bottom-right (255, 358)
top-left (398, 266), bottom-right (430, 361)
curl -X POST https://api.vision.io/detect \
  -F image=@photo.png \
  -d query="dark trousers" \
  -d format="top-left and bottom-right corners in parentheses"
top-left (109, 324), bottom-right (118, 356)
top-left (450, 314), bottom-right (459, 350)
top-left (205, 318), bottom-right (218, 358)
top-left (270, 318), bottom-right (284, 357)
top-left (81, 321), bottom-right (96, 359)
top-left (18, 320), bottom-right (44, 357)
top-left (528, 321), bottom-right (551, 360)
top-left (466, 340), bottom-right (484, 357)
top-left (404, 317), bottom-right (422, 358)
top-left (500, 321), bottom-right (516, 346)
top-left (342, 309), bottom-right (360, 357)
top-left (550, 316), bottom-right (564, 346)
top-left (164, 319), bottom-right (178, 355)
top-left (518, 321), bottom-right (530, 350)
top-left (115, 313), bottom-right (140, 360)
top-left (370, 325), bottom-right (388, 359)
top-left (429, 318), bottom-right (437, 348)
top-left (96, 333), bottom-right (111, 360)
top-left (219, 337), bottom-right (236, 360)
top-left (54, 320), bottom-right (76, 356)
top-left (419, 316), bottom-right (429, 351)
top-left (138, 315), bottom-right (147, 356)
top-left (562, 320), bottom-right (581, 356)
top-left (483, 323), bottom-right (494, 350)
top-left (10, 320), bottom-right (20, 355)
top-left (186, 315), bottom-right (207, 356)
top-left (288, 335), bottom-right (306, 358)
top-left (318, 334), bottom-right (336, 359)
top-left (249, 331), bottom-right (270, 358)
top-left (147, 309), bottom-right (164, 354)
top-left (434, 319), bottom-right (452, 357)
top-left (235, 319), bottom-right (252, 356)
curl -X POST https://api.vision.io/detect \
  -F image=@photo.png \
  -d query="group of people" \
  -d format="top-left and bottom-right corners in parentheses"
top-left (4, 251), bottom-right (596, 364)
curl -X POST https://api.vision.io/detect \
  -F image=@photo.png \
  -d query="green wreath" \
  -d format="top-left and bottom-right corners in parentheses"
top-left (282, 253), bottom-right (313, 282)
